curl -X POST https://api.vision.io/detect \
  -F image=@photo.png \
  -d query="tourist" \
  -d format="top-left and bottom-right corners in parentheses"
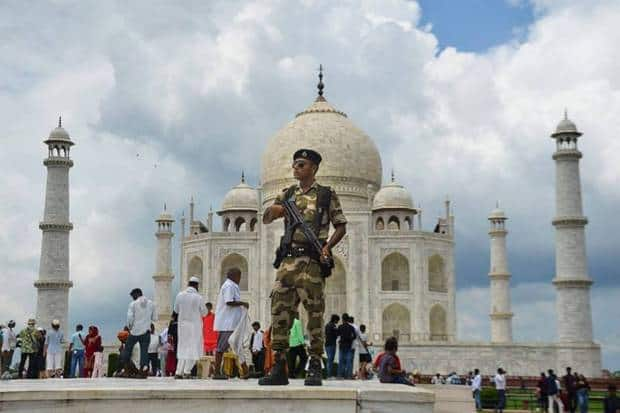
top-left (1, 320), bottom-right (17, 374)
top-left (349, 316), bottom-right (360, 378)
top-left (547, 369), bottom-right (564, 413)
top-left (377, 336), bottom-right (414, 386)
top-left (84, 325), bottom-right (102, 377)
top-left (337, 314), bottom-right (356, 379)
top-left (263, 325), bottom-right (274, 375)
top-left (431, 373), bottom-right (445, 384)
top-left (472, 368), bottom-right (482, 412)
top-left (288, 317), bottom-right (307, 378)
top-left (68, 324), bottom-right (85, 378)
top-left (147, 323), bottom-right (160, 376)
top-left (563, 367), bottom-right (577, 413)
top-left (174, 276), bottom-right (207, 379)
top-left (493, 367), bottom-right (507, 413)
top-left (18, 319), bottom-right (41, 379)
top-left (165, 313), bottom-right (178, 376)
top-left (603, 384), bottom-right (619, 413)
top-left (35, 327), bottom-right (46, 378)
top-left (119, 288), bottom-right (157, 378)
top-left (357, 324), bottom-right (371, 380)
top-left (538, 372), bottom-right (549, 412)
top-left (158, 325), bottom-right (168, 376)
top-left (45, 320), bottom-right (64, 378)
top-left (250, 321), bottom-right (264, 377)
top-left (575, 374), bottom-right (590, 413)
top-left (202, 302), bottom-right (217, 356)
top-left (213, 268), bottom-right (248, 380)
top-left (324, 314), bottom-right (339, 378)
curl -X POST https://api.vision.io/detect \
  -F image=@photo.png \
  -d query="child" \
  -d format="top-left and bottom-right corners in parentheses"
top-left (377, 337), bottom-right (414, 386)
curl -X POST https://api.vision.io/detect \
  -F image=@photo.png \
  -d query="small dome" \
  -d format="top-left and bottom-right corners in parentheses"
top-left (488, 206), bottom-right (506, 220)
top-left (552, 111), bottom-right (582, 137)
top-left (219, 175), bottom-right (259, 212)
top-left (372, 175), bottom-right (414, 211)
top-left (45, 118), bottom-right (73, 143)
top-left (156, 204), bottom-right (173, 221)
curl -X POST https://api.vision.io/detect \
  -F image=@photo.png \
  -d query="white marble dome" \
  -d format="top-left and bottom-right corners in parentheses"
top-left (260, 96), bottom-right (382, 206)
top-left (552, 112), bottom-right (581, 136)
top-left (220, 176), bottom-right (259, 212)
top-left (372, 176), bottom-right (414, 211)
top-left (488, 207), bottom-right (506, 220)
top-left (46, 118), bottom-right (72, 142)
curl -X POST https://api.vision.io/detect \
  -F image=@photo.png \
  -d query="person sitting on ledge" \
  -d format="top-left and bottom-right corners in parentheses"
top-left (377, 337), bottom-right (414, 386)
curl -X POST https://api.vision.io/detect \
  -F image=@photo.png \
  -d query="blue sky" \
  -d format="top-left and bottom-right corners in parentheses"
top-left (0, 0), bottom-right (619, 372)
top-left (418, 0), bottom-right (535, 52)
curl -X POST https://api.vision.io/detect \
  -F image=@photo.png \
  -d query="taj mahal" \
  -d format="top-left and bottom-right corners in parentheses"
top-left (34, 76), bottom-right (602, 377)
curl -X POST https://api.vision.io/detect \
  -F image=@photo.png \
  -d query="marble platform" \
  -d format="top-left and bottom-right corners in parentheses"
top-left (0, 378), bottom-right (435, 413)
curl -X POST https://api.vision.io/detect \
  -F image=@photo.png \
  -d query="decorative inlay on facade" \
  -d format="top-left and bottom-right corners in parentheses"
top-left (39, 222), bottom-right (74, 231)
top-left (43, 158), bottom-right (74, 167)
top-left (380, 247), bottom-right (409, 260)
top-left (552, 216), bottom-right (588, 226)
top-left (552, 279), bottom-right (593, 287)
top-left (34, 280), bottom-right (73, 289)
top-left (552, 150), bottom-right (582, 160)
top-left (332, 235), bottom-right (349, 262)
top-left (216, 247), bottom-right (250, 261)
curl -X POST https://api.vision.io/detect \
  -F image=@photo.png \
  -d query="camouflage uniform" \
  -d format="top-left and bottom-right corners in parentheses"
top-left (270, 181), bottom-right (347, 357)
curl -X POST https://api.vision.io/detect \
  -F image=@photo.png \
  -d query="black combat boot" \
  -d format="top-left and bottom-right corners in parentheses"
top-left (304, 357), bottom-right (323, 386)
top-left (258, 352), bottom-right (289, 386)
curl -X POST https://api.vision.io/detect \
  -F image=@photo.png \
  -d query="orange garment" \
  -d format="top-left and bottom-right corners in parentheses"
top-left (263, 326), bottom-right (274, 374)
top-left (202, 313), bottom-right (218, 354)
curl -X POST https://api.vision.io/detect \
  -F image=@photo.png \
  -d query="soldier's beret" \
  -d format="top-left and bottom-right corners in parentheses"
top-left (293, 148), bottom-right (322, 165)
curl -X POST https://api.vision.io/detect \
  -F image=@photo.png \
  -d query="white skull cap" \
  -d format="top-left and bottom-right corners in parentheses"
top-left (189, 276), bottom-right (200, 284)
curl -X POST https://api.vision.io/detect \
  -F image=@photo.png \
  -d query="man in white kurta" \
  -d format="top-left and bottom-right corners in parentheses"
top-left (173, 276), bottom-right (207, 378)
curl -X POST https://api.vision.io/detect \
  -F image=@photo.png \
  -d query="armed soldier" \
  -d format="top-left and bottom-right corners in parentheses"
top-left (259, 149), bottom-right (346, 386)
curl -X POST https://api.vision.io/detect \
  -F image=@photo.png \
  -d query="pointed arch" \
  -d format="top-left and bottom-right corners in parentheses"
top-left (187, 256), bottom-right (203, 285)
top-left (234, 217), bottom-right (246, 232)
top-left (387, 216), bottom-right (400, 230)
top-left (220, 253), bottom-right (249, 291)
top-left (429, 304), bottom-right (447, 341)
top-left (223, 217), bottom-right (230, 232)
top-left (382, 303), bottom-right (410, 343)
top-left (249, 217), bottom-right (257, 232)
top-left (428, 254), bottom-right (447, 292)
top-left (381, 252), bottom-right (410, 291)
top-left (404, 216), bottom-right (412, 230)
top-left (375, 217), bottom-right (385, 231)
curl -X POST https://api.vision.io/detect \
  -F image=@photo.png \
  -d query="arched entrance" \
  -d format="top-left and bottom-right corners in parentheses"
top-left (220, 253), bottom-right (249, 291)
top-left (382, 303), bottom-right (410, 344)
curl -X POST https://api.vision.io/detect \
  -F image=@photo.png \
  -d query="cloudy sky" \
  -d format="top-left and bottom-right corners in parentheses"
top-left (1, 0), bottom-right (618, 370)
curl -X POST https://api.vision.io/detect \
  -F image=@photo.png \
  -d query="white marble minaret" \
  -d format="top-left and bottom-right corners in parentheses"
top-left (153, 204), bottom-right (175, 331)
top-left (35, 118), bottom-right (74, 334)
top-left (551, 112), bottom-right (593, 343)
top-left (488, 203), bottom-right (513, 343)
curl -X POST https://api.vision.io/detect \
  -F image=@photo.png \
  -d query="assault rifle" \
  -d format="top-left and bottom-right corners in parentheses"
top-left (272, 198), bottom-right (334, 278)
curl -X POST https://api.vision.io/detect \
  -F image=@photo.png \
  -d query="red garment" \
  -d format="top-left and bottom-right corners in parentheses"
top-left (202, 313), bottom-right (218, 354)
top-left (373, 352), bottom-right (401, 370)
top-left (165, 349), bottom-right (177, 376)
top-left (84, 326), bottom-right (102, 378)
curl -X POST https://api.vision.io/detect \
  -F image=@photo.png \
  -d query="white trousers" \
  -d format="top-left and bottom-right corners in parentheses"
top-left (548, 394), bottom-right (564, 412)
top-left (91, 352), bottom-right (104, 378)
top-left (46, 352), bottom-right (63, 371)
top-left (175, 359), bottom-right (196, 376)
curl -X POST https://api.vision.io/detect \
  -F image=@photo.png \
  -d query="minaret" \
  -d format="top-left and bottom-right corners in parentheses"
top-left (488, 203), bottom-right (513, 343)
top-left (35, 118), bottom-right (74, 335)
top-left (551, 112), bottom-right (593, 343)
top-left (153, 204), bottom-right (175, 331)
